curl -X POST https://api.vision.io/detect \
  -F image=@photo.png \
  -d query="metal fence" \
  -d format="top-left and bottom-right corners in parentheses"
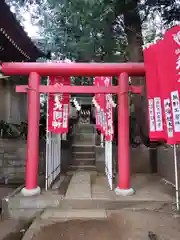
top-left (45, 131), bottom-right (61, 190)
top-left (105, 140), bottom-right (113, 190)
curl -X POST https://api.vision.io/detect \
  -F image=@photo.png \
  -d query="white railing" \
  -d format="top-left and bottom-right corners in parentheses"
top-left (45, 131), bottom-right (61, 190)
top-left (45, 77), bottom-right (61, 190)
top-left (105, 140), bottom-right (113, 190)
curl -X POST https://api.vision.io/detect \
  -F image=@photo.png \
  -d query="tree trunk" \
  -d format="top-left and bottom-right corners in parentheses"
top-left (123, 4), bottom-right (150, 146)
top-left (123, 2), bottom-right (157, 172)
top-left (103, 10), bottom-right (116, 62)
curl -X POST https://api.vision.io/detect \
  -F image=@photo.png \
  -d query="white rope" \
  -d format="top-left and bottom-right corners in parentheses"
top-left (73, 97), bottom-right (81, 111)
top-left (92, 96), bottom-right (100, 109)
top-left (109, 95), bottom-right (116, 107)
top-left (92, 96), bottom-right (116, 108)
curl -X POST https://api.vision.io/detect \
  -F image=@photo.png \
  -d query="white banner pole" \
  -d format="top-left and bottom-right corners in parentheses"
top-left (173, 144), bottom-right (179, 211)
top-left (101, 133), bottom-right (104, 147)
top-left (45, 77), bottom-right (50, 191)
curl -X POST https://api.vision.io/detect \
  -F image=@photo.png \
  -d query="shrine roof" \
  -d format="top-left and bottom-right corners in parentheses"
top-left (0, 0), bottom-right (45, 62)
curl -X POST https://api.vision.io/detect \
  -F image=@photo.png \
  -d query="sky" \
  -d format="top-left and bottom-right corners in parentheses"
top-left (23, 12), bottom-right (40, 39)
top-left (10, 5), bottom-right (40, 39)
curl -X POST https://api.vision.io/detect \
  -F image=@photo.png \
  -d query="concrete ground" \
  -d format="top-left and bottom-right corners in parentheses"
top-left (0, 185), bottom-right (32, 240)
top-left (0, 219), bottom-right (32, 240)
top-left (23, 209), bottom-right (180, 240)
top-left (92, 173), bottom-right (173, 201)
top-left (0, 185), bottom-right (16, 208)
top-left (63, 171), bottom-right (173, 206)
top-left (20, 172), bottom-right (179, 240)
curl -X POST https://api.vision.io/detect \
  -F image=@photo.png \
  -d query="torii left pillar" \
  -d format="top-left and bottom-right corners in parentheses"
top-left (21, 72), bottom-right (41, 196)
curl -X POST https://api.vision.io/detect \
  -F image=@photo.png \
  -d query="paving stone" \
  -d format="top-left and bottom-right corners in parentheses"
top-left (65, 172), bottom-right (91, 199)
top-left (0, 219), bottom-right (26, 240)
top-left (41, 209), bottom-right (107, 220)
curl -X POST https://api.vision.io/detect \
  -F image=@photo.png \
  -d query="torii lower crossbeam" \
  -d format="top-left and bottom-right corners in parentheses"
top-left (1, 62), bottom-right (145, 197)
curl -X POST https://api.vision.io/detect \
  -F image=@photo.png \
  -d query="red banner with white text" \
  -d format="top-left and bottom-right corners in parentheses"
top-left (156, 39), bottom-right (175, 144)
top-left (164, 26), bottom-right (180, 142)
top-left (48, 76), bottom-right (70, 134)
top-left (143, 26), bottom-right (180, 144)
top-left (143, 43), bottom-right (164, 141)
top-left (94, 77), bottom-right (100, 131)
top-left (103, 76), bottom-right (114, 141)
top-left (94, 76), bottom-right (114, 141)
top-left (99, 77), bottom-right (106, 135)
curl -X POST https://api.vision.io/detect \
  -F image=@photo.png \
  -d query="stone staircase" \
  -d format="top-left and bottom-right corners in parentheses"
top-left (69, 123), bottom-right (96, 170)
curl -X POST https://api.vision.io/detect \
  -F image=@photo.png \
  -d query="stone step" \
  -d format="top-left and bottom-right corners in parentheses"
top-left (71, 158), bottom-right (95, 166)
top-left (73, 134), bottom-right (95, 142)
top-left (73, 132), bottom-right (95, 136)
top-left (68, 165), bottom-right (97, 171)
top-left (40, 209), bottom-right (107, 220)
top-left (72, 141), bottom-right (95, 146)
top-left (60, 199), bottom-right (170, 211)
top-left (72, 145), bottom-right (96, 151)
top-left (73, 124), bottom-right (96, 134)
top-left (72, 152), bottom-right (95, 159)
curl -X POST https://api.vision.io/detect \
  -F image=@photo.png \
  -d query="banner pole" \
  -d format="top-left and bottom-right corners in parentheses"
top-left (173, 144), bottom-right (179, 211)
top-left (45, 77), bottom-right (50, 191)
top-left (101, 133), bottom-right (104, 147)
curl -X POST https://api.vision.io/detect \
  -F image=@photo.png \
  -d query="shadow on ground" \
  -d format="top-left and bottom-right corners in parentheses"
top-left (31, 210), bottom-right (180, 240)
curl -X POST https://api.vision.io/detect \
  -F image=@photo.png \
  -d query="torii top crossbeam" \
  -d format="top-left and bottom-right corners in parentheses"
top-left (1, 62), bottom-right (145, 76)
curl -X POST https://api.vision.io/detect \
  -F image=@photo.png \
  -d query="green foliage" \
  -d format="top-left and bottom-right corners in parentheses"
top-left (6, 0), bottom-right (180, 146)
top-left (0, 120), bottom-right (14, 138)
top-left (8, 0), bottom-right (180, 62)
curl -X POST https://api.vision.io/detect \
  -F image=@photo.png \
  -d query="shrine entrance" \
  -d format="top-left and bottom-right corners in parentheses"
top-left (1, 62), bottom-right (144, 197)
top-left (79, 105), bottom-right (91, 124)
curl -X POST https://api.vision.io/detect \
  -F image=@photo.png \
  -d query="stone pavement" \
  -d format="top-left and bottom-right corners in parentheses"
top-left (41, 209), bottom-right (107, 220)
top-left (65, 171), bottom-right (91, 199)
top-left (64, 171), bottom-right (172, 202)
top-left (21, 171), bottom-right (175, 240)
top-left (0, 219), bottom-right (31, 240)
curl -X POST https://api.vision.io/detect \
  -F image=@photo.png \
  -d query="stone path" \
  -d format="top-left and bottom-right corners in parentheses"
top-left (21, 172), bottom-right (178, 240)
top-left (0, 219), bottom-right (31, 240)
top-left (65, 171), bottom-right (91, 199)
top-left (41, 209), bottom-right (107, 220)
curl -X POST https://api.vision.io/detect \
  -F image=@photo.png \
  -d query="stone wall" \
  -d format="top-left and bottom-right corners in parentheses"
top-left (157, 146), bottom-right (180, 186)
top-left (96, 143), bottom-right (180, 186)
top-left (96, 144), bottom-right (151, 174)
top-left (0, 138), bottom-right (26, 183)
top-left (0, 80), bottom-right (27, 124)
top-left (0, 138), bottom-right (45, 184)
top-left (0, 136), bottom-right (74, 186)
top-left (130, 145), bottom-right (151, 174)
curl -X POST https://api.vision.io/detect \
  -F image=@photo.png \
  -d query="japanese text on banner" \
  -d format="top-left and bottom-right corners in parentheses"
top-left (48, 76), bottom-right (70, 133)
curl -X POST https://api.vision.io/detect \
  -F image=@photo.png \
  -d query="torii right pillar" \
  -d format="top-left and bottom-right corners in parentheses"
top-left (115, 72), bottom-right (134, 196)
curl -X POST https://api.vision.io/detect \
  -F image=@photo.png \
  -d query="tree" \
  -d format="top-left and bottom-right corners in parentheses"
top-left (6, 0), bottom-right (180, 146)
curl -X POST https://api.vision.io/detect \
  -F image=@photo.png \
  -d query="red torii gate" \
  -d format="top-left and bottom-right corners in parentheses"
top-left (1, 62), bottom-right (145, 196)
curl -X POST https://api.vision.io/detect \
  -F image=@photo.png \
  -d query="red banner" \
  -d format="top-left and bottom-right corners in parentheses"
top-left (99, 77), bottom-right (106, 135)
top-left (94, 76), bottom-right (105, 134)
top-left (94, 76), bottom-right (101, 131)
top-left (94, 76), bottom-right (114, 141)
top-left (143, 43), bottom-right (164, 141)
top-left (164, 26), bottom-right (180, 142)
top-left (104, 76), bottom-right (114, 141)
top-left (48, 76), bottom-right (70, 133)
top-left (156, 39), bottom-right (175, 144)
